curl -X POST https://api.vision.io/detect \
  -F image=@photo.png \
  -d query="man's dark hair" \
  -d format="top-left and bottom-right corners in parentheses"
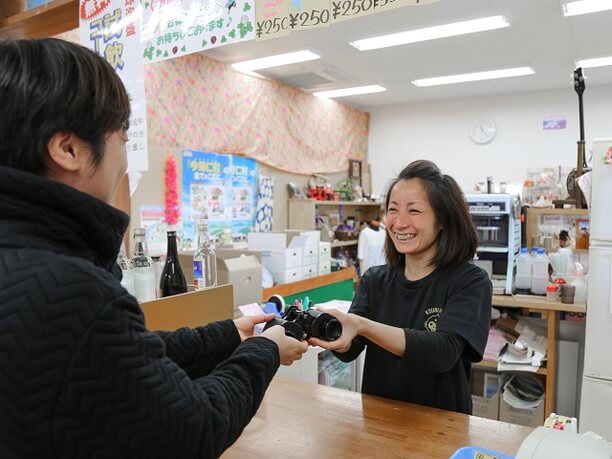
top-left (384, 160), bottom-right (478, 269)
top-left (0, 38), bottom-right (130, 175)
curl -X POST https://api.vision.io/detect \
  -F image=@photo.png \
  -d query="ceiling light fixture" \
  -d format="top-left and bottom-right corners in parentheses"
top-left (562, 0), bottom-right (612, 16)
top-left (232, 50), bottom-right (320, 76)
top-left (349, 15), bottom-right (510, 51)
top-left (313, 85), bottom-right (387, 98)
top-left (576, 56), bottom-right (612, 69)
top-left (412, 67), bottom-right (535, 87)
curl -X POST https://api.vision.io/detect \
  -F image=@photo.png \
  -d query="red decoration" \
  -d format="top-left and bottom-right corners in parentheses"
top-left (164, 155), bottom-right (180, 225)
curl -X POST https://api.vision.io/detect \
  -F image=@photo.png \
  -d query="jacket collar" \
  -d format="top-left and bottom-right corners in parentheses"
top-left (0, 166), bottom-right (130, 271)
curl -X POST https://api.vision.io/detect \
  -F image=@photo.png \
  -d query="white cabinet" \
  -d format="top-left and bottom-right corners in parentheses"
top-left (275, 345), bottom-right (364, 393)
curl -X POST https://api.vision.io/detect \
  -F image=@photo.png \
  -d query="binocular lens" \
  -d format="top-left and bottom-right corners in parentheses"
top-left (323, 319), bottom-right (342, 341)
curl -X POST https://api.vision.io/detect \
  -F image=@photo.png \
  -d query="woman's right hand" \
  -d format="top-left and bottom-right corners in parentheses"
top-left (261, 325), bottom-right (309, 366)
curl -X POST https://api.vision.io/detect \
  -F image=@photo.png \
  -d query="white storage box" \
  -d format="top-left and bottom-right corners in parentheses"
top-left (302, 264), bottom-right (318, 279)
top-left (270, 267), bottom-right (303, 284)
top-left (319, 241), bottom-right (331, 260)
top-left (318, 260), bottom-right (331, 275)
top-left (261, 247), bottom-right (303, 271)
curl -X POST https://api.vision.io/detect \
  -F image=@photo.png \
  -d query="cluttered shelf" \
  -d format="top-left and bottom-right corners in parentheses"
top-left (526, 208), bottom-right (589, 216)
top-left (0, 0), bottom-right (77, 39)
top-left (310, 200), bottom-right (383, 207)
top-left (492, 294), bottom-right (586, 314)
top-left (331, 240), bottom-right (358, 248)
top-left (474, 359), bottom-right (548, 376)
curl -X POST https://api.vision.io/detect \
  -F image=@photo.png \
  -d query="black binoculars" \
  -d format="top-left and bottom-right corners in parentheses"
top-left (263, 305), bottom-right (342, 342)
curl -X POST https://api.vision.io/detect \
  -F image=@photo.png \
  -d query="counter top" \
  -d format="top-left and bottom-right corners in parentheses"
top-left (222, 378), bottom-right (533, 459)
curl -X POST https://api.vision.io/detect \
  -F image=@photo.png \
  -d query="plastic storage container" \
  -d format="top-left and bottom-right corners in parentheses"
top-left (546, 283), bottom-right (559, 302)
top-left (515, 247), bottom-right (532, 293)
top-left (531, 248), bottom-right (549, 296)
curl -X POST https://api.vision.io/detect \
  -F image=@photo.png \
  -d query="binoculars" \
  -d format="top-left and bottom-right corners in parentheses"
top-left (263, 305), bottom-right (342, 342)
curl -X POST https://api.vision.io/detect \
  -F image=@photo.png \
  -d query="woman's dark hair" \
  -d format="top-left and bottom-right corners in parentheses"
top-left (0, 38), bottom-right (130, 175)
top-left (383, 160), bottom-right (478, 269)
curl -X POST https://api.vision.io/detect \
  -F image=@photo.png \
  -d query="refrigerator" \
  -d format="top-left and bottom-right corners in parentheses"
top-left (579, 138), bottom-right (612, 438)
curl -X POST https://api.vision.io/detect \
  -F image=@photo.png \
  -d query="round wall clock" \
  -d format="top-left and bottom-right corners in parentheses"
top-left (469, 119), bottom-right (497, 145)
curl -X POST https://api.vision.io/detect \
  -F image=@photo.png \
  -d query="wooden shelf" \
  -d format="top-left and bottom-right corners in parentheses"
top-left (473, 360), bottom-right (548, 376)
top-left (492, 294), bottom-right (586, 313)
top-left (288, 198), bottom-right (383, 207)
top-left (0, 0), bottom-right (77, 39)
top-left (331, 240), bottom-right (358, 248)
top-left (527, 208), bottom-right (589, 216)
top-left (263, 267), bottom-right (356, 300)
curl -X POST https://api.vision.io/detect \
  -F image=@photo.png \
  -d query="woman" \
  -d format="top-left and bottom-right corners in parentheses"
top-left (310, 160), bottom-right (491, 414)
top-left (0, 38), bottom-right (308, 458)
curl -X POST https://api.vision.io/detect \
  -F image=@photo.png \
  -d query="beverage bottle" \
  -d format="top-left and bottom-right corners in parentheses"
top-left (572, 269), bottom-right (588, 303)
top-left (193, 221), bottom-right (217, 290)
top-left (160, 231), bottom-right (187, 297)
top-left (514, 247), bottom-right (532, 293)
top-left (530, 248), bottom-right (549, 295)
top-left (117, 240), bottom-right (135, 295)
top-left (131, 228), bottom-right (157, 302)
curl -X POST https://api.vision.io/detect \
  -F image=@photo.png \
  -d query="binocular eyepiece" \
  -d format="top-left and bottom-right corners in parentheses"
top-left (263, 305), bottom-right (342, 342)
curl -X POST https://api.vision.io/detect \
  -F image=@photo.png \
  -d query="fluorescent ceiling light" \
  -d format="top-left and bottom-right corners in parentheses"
top-left (576, 56), bottom-right (612, 68)
top-left (350, 15), bottom-right (509, 51)
top-left (562, 0), bottom-right (612, 16)
top-left (412, 67), bottom-right (535, 87)
top-left (313, 85), bottom-right (386, 98)
top-left (232, 50), bottom-right (320, 76)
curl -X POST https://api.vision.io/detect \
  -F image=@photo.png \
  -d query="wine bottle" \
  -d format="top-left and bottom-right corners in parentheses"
top-left (160, 231), bottom-right (187, 297)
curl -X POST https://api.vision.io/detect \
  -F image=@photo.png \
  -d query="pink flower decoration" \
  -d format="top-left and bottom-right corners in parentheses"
top-left (605, 147), bottom-right (612, 165)
top-left (164, 155), bottom-right (180, 225)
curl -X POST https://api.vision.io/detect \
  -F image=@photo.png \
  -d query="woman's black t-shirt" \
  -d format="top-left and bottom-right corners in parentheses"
top-left (336, 262), bottom-right (492, 414)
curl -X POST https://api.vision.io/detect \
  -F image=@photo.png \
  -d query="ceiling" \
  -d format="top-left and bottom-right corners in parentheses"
top-left (201, 0), bottom-right (612, 110)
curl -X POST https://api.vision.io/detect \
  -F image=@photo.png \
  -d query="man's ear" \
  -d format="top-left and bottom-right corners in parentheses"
top-left (46, 131), bottom-right (89, 173)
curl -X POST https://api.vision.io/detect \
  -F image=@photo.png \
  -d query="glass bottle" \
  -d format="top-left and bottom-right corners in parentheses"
top-left (131, 228), bottom-right (156, 302)
top-left (117, 240), bottom-right (135, 296)
top-left (160, 231), bottom-right (187, 297)
top-left (193, 221), bottom-right (217, 290)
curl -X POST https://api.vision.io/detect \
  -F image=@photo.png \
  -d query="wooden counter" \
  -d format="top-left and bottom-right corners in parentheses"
top-left (223, 378), bottom-right (533, 459)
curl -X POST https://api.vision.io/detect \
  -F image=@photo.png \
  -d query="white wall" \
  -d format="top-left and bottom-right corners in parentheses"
top-left (368, 85), bottom-right (612, 195)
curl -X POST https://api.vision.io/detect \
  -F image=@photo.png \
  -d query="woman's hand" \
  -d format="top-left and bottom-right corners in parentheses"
top-left (233, 313), bottom-right (275, 341)
top-left (308, 309), bottom-right (362, 353)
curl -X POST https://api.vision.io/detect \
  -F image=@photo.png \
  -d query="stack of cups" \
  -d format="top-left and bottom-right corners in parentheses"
top-left (560, 284), bottom-right (576, 304)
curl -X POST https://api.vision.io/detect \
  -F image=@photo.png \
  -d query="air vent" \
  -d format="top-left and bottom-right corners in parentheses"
top-left (275, 72), bottom-right (335, 89)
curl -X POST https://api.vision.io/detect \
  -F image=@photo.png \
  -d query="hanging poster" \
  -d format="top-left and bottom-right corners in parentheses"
top-left (79, 0), bottom-right (149, 172)
top-left (182, 150), bottom-right (258, 250)
top-left (230, 156), bottom-right (258, 237)
top-left (141, 0), bottom-right (256, 63)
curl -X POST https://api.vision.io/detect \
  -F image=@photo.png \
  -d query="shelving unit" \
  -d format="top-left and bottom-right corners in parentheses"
top-left (331, 240), bottom-right (358, 248)
top-left (287, 198), bottom-right (383, 231)
top-left (488, 293), bottom-right (585, 418)
top-left (0, 0), bottom-right (77, 39)
top-left (525, 207), bottom-right (589, 251)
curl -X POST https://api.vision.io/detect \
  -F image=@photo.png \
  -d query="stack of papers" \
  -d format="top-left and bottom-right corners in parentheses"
top-left (483, 327), bottom-right (509, 362)
top-left (497, 317), bottom-right (547, 373)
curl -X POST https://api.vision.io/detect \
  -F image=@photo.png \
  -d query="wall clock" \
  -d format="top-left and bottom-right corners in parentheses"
top-left (469, 119), bottom-right (497, 145)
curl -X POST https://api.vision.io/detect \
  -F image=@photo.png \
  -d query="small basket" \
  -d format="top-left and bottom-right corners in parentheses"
top-left (334, 230), bottom-right (357, 241)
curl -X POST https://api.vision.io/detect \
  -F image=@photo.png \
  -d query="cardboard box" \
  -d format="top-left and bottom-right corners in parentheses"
top-left (319, 241), bottom-right (331, 260)
top-left (261, 247), bottom-right (303, 271)
top-left (499, 398), bottom-right (545, 427)
top-left (270, 267), bottom-right (302, 284)
top-left (472, 392), bottom-right (500, 421)
top-left (215, 246), bottom-right (262, 263)
top-left (140, 285), bottom-right (233, 331)
top-left (302, 264), bottom-right (318, 279)
top-left (217, 255), bottom-right (263, 310)
top-left (318, 260), bottom-right (331, 275)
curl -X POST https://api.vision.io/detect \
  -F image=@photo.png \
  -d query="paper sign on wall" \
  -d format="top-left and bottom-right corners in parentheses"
top-left (141, 0), bottom-right (256, 63)
top-left (79, 0), bottom-right (149, 172)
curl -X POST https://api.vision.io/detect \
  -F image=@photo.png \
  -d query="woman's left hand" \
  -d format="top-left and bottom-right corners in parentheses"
top-left (234, 313), bottom-right (276, 341)
top-left (308, 309), bottom-right (362, 353)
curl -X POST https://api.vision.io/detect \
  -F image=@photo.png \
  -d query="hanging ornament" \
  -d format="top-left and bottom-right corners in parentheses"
top-left (164, 154), bottom-right (180, 225)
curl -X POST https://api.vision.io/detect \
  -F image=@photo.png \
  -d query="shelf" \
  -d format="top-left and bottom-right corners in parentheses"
top-left (473, 360), bottom-right (548, 376)
top-left (262, 267), bottom-right (356, 300)
top-left (331, 240), bottom-right (358, 248)
top-left (0, 0), bottom-right (78, 39)
top-left (492, 294), bottom-right (586, 313)
top-left (527, 208), bottom-right (589, 216)
top-left (289, 198), bottom-right (383, 207)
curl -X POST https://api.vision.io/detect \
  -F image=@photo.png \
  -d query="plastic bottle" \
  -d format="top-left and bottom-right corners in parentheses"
top-left (117, 241), bottom-right (134, 296)
top-left (531, 248), bottom-right (549, 296)
top-left (131, 228), bottom-right (157, 302)
top-left (572, 268), bottom-right (588, 304)
top-left (515, 247), bottom-right (532, 293)
top-left (193, 220), bottom-right (217, 290)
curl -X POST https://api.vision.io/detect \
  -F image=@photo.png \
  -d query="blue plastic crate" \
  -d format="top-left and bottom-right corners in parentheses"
top-left (450, 446), bottom-right (514, 459)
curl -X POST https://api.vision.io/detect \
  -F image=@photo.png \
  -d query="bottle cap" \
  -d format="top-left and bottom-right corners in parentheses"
top-left (521, 247), bottom-right (529, 253)
top-left (546, 284), bottom-right (559, 292)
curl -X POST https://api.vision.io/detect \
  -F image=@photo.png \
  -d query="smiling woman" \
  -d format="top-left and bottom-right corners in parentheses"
top-left (310, 160), bottom-right (492, 415)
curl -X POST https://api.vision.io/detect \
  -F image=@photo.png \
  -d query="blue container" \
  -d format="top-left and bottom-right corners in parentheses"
top-left (27, 0), bottom-right (51, 9)
top-left (449, 446), bottom-right (514, 459)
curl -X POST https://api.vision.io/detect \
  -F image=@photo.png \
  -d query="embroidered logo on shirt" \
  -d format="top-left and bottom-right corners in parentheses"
top-left (423, 306), bottom-right (444, 332)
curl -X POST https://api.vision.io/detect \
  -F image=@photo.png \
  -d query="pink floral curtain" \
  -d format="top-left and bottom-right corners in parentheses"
top-left (144, 53), bottom-right (369, 174)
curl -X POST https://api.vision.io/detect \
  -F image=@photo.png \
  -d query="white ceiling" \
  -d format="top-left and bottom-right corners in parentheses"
top-left (202, 0), bottom-right (612, 110)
